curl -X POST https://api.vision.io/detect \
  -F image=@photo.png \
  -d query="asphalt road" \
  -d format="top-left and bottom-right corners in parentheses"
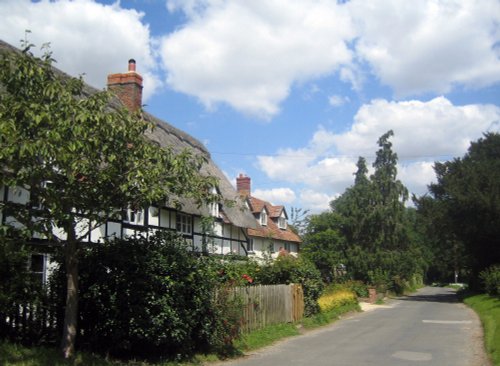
top-left (215, 287), bottom-right (489, 366)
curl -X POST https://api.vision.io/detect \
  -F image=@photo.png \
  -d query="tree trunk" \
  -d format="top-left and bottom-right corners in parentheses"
top-left (60, 225), bottom-right (79, 359)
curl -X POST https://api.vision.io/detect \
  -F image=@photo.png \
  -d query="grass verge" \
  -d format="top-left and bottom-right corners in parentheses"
top-left (234, 323), bottom-right (300, 352)
top-left (0, 341), bottom-right (204, 366)
top-left (302, 302), bottom-right (361, 329)
top-left (463, 293), bottom-right (500, 366)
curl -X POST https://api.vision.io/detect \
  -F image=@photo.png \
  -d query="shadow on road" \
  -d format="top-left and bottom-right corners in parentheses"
top-left (396, 288), bottom-right (459, 304)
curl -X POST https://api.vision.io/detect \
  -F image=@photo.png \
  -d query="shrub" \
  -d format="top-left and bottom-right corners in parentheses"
top-left (0, 235), bottom-right (57, 344)
top-left (255, 254), bottom-right (323, 316)
top-left (52, 231), bottom-right (242, 360)
top-left (318, 289), bottom-right (357, 313)
top-left (479, 265), bottom-right (500, 296)
top-left (342, 280), bottom-right (368, 298)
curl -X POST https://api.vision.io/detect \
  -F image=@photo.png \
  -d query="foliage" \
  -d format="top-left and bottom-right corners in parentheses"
top-left (479, 265), bottom-right (500, 296)
top-left (234, 323), bottom-right (300, 352)
top-left (425, 133), bottom-right (500, 288)
top-left (254, 254), bottom-right (324, 316)
top-left (414, 191), bottom-right (470, 285)
top-left (317, 289), bottom-right (357, 313)
top-left (50, 231), bottom-right (242, 361)
top-left (0, 234), bottom-right (58, 344)
top-left (303, 132), bottom-right (425, 294)
top-left (301, 212), bottom-right (346, 283)
top-left (288, 207), bottom-right (310, 236)
top-left (0, 340), bottom-right (118, 366)
top-left (301, 303), bottom-right (360, 329)
top-left (0, 41), bottom-right (218, 357)
top-left (463, 293), bottom-right (500, 365)
top-left (326, 280), bottom-right (368, 298)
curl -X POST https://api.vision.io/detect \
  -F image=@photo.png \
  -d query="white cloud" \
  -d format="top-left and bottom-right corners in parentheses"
top-left (0, 0), bottom-right (160, 101)
top-left (299, 189), bottom-right (337, 213)
top-left (398, 161), bottom-right (436, 197)
top-left (328, 94), bottom-right (350, 107)
top-left (161, 0), bottom-right (355, 118)
top-left (257, 97), bottom-right (500, 211)
top-left (161, 0), bottom-right (500, 117)
top-left (348, 0), bottom-right (500, 96)
top-left (253, 188), bottom-right (296, 205)
top-left (333, 97), bottom-right (500, 159)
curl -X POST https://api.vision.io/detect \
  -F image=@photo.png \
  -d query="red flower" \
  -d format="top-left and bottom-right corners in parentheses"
top-left (242, 274), bottom-right (253, 283)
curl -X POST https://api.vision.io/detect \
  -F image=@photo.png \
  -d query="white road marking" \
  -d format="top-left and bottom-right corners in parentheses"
top-left (392, 351), bottom-right (433, 361)
top-left (422, 320), bottom-right (472, 324)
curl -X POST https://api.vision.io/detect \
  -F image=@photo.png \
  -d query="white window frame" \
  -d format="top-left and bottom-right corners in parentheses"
top-left (247, 238), bottom-right (254, 252)
top-left (29, 253), bottom-right (48, 284)
top-left (209, 187), bottom-right (220, 218)
top-left (260, 210), bottom-right (267, 226)
top-left (124, 208), bottom-right (144, 226)
top-left (278, 217), bottom-right (287, 230)
top-left (176, 213), bottom-right (192, 235)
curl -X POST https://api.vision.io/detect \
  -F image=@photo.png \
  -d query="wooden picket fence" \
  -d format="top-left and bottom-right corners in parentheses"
top-left (232, 284), bottom-right (304, 332)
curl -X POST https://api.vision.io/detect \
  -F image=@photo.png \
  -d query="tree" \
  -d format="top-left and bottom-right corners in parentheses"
top-left (302, 212), bottom-right (345, 283)
top-left (427, 132), bottom-right (500, 287)
top-left (370, 130), bottom-right (409, 250)
top-left (328, 131), bottom-right (423, 291)
top-left (0, 42), bottom-right (217, 358)
top-left (289, 206), bottom-right (310, 236)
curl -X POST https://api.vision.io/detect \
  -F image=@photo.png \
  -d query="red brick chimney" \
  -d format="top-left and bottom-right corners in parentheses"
top-left (236, 174), bottom-right (251, 197)
top-left (107, 59), bottom-right (143, 112)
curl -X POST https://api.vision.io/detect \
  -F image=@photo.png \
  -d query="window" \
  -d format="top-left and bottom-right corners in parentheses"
top-left (176, 213), bottom-right (192, 235)
top-left (278, 217), bottom-right (287, 229)
top-left (30, 181), bottom-right (53, 209)
top-left (284, 242), bottom-right (291, 252)
top-left (260, 210), bottom-right (267, 226)
top-left (247, 238), bottom-right (254, 252)
top-left (209, 202), bottom-right (219, 218)
top-left (30, 254), bottom-right (46, 284)
top-left (124, 208), bottom-right (144, 225)
top-left (209, 187), bottom-right (220, 218)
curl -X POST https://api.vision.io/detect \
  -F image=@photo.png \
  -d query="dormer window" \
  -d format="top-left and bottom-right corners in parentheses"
top-left (209, 187), bottom-right (220, 218)
top-left (278, 217), bottom-right (287, 230)
top-left (260, 210), bottom-right (267, 226)
top-left (210, 202), bottom-right (220, 218)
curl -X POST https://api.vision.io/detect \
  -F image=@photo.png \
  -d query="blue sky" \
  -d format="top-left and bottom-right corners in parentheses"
top-left (1, 0), bottom-right (499, 213)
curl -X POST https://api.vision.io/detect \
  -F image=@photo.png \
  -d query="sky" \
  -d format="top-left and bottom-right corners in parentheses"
top-left (1, 0), bottom-right (499, 213)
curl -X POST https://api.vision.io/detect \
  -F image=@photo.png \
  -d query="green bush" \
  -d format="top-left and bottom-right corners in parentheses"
top-left (52, 231), bottom-right (242, 360)
top-left (255, 255), bottom-right (323, 316)
top-left (479, 265), bottom-right (500, 296)
top-left (341, 280), bottom-right (368, 298)
top-left (0, 235), bottom-right (57, 344)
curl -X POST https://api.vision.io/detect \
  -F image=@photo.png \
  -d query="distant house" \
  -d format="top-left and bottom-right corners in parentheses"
top-left (236, 174), bottom-right (301, 258)
top-left (0, 39), bottom-right (257, 282)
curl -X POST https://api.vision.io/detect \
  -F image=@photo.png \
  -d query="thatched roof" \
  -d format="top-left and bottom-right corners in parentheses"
top-left (0, 39), bottom-right (257, 229)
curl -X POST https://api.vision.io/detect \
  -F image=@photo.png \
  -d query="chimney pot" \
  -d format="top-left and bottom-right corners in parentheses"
top-left (128, 59), bottom-right (136, 72)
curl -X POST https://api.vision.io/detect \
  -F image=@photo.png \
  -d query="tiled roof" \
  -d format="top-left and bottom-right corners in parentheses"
top-left (247, 196), bottom-right (301, 243)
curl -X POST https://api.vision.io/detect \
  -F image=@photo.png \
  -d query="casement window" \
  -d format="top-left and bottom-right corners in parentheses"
top-left (176, 213), bottom-right (192, 235)
top-left (260, 210), bottom-right (267, 226)
top-left (284, 242), bottom-right (291, 252)
top-left (209, 202), bottom-right (220, 218)
top-left (278, 217), bottom-right (287, 230)
top-left (124, 208), bottom-right (144, 225)
top-left (247, 238), bottom-right (254, 252)
top-left (30, 254), bottom-right (47, 284)
top-left (30, 181), bottom-right (53, 209)
top-left (209, 187), bottom-right (220, 218)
